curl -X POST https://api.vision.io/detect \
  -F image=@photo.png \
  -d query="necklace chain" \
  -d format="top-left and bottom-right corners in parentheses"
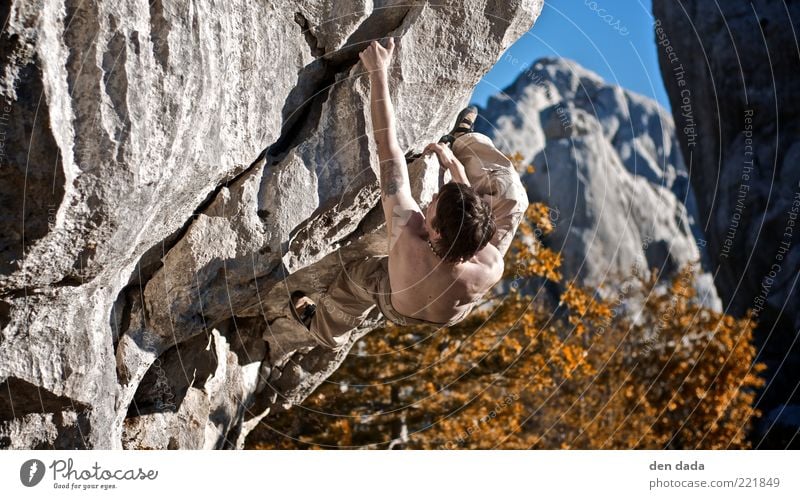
top-left (428, 238), bottom-right (442, 259)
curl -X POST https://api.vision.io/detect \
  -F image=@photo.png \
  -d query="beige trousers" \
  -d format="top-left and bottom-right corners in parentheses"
top-left (308, 132), bottom-right (529, 351)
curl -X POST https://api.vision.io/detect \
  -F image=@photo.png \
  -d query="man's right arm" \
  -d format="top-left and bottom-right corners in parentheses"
top-left (424, 142), bottom-right (471, 186)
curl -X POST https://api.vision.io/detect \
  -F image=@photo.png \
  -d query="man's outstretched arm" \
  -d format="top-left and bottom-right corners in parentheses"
top-left (359, 39), bottom-right (423, 251)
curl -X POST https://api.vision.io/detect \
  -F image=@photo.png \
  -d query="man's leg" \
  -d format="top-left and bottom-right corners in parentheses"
top-left (451, 132), bottom-right (530, 255)
top-left (451, 132), bottom-right (516, 188)
top-left (299, 256), bottom-right (387, 351)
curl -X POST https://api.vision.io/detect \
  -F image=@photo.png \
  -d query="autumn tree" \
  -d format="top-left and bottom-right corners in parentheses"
top-left (248, 182), bottom-right (765, 450)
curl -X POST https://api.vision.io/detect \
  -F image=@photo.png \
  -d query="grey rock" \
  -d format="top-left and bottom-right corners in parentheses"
top-left (654, 0), bottom-right (800, 447)
top-left (477, 58), bottom-right (720, 309)
top-left (0, 0), bottom-right (542, 448)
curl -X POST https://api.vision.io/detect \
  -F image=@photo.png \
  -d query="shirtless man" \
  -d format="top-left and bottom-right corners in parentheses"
top-left (289, 38), bottom-right (529, 350)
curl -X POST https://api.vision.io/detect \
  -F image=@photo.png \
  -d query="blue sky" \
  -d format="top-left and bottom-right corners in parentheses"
top-left (471, 0), bottom-right (670, 111)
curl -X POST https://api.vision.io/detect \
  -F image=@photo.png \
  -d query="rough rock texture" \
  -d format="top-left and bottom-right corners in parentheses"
top-left (476, 58), bottom-right (720, 309)
top-left (653, 0), bottom-right (800, 448)
top-left (0, 0), bottom-right (542, 449)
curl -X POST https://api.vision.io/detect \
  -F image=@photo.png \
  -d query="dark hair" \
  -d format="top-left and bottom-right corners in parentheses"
top-left (431, 182), bottom-right (496, 263)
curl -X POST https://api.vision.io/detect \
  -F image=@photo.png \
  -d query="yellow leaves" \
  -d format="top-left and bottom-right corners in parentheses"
top-left (630, 265), bottom-right (766, 449)
top-left (509, 151), bottom-right (535, 175)
top-left (503, 203), bottom-right (563, 283)
top-left (561, 283), bottom-right (590, 314)
top-left (741, 364), bottom-right (767, 389)
top-left (333, 418), bottom-right (353, 447)
top-left (669, 264), bottom-right (698, 302)
top-left (560, 282), bottom-right (613, 328)
top-left (527, 246), bottom-right (563, 281)
top-left (526, 202), bottom-right (554, 236)
top-left (560, 343), bottom-right (587, 375)
top-left (252, 192), bottom-right (765, 451)
top-left (502, 336), bottom-right (524, 356)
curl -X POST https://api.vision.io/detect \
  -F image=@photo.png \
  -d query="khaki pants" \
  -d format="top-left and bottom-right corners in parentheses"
top-left (308, 133), bottom-right (529, 351)
top-left (451, 132), bottom-right (530, 255)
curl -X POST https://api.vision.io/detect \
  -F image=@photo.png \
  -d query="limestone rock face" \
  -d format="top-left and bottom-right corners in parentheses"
top-left (653, 0), bottom-right (800, 447)
top-left (476, 58), bottom-right (720, 309)
top-left (0, 0), bottom-right (542, 448)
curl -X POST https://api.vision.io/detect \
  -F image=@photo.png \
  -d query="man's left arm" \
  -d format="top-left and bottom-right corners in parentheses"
top-left (359, 39), bottom-right (423, 251)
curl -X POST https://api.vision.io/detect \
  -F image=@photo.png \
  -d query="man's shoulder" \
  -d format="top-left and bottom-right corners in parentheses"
top-left (396, 211), bottom-right (427, 241)
top-left (390, 216), bottom-right (429, 255)
top-left (486, 244), bottom-right (505, 281)
top-left (471, 244), bottom-right (504, 283)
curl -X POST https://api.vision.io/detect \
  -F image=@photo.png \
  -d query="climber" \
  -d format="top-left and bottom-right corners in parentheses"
top-left (288, 38), bottom-right (529, 350)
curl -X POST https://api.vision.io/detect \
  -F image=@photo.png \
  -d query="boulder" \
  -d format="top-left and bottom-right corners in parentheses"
top-left (653, 0), bottom-right (800, 448)
top-left (0, 0), bottom-right (542, 448)
top-left (476, 58), bottom-right (720, 309)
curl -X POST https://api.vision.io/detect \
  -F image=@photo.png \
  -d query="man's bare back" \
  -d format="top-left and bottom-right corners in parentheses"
top-left (388, 210), bottom-right (504, 323)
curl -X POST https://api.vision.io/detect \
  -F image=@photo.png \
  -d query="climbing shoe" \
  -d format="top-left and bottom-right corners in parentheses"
top-left (438, 105), bottom-right (478, 145)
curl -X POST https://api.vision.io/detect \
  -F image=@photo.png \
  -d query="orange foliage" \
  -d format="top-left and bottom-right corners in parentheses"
top-left (249, 203), bottom-right (765, 450)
